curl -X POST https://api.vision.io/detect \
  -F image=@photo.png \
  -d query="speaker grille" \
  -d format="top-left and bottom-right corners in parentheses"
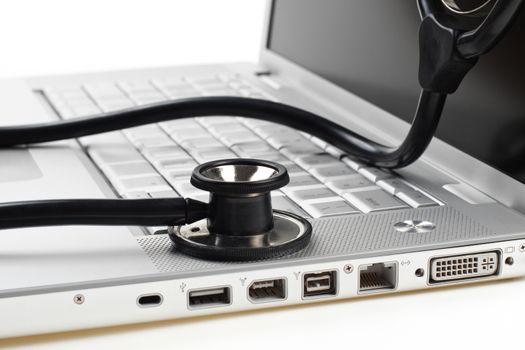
top-left (137, 206), bottom-right (494, 273)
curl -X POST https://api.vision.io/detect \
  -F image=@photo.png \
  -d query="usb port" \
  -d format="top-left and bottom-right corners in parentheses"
top-left (188, 286), bottom-right (231, 309)
top-left (303, 271), bottom-right (337, 299)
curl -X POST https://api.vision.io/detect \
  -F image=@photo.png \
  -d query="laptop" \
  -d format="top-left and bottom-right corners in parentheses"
top-left (1, 0), bottom-right (525, 338)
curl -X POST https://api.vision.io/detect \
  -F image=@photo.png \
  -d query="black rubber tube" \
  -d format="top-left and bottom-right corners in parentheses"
top-left (0, 198), bottom-right (208, 230)
top-left (0, 91), bottom-right (446, 169)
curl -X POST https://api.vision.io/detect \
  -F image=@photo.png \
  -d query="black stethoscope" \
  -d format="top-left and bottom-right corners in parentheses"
top-left (0, 0), bottom-right (521, 261)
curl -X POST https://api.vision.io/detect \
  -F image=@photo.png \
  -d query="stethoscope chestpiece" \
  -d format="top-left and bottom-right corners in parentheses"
top-left (168, 159), bottom-right (312, 261)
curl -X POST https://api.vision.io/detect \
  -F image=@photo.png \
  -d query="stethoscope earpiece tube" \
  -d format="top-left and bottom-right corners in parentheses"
top-left (0, 93), bottom-right (445, 169)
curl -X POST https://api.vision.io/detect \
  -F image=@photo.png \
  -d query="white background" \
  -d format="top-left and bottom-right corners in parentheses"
top-left (1, 1), bottom-right (524, 349)
top-left (0, 0), bottom-right (266, 78)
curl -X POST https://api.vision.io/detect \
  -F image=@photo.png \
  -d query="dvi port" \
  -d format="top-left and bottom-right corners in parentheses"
top-left (430, 251), bottom-right (500, 283)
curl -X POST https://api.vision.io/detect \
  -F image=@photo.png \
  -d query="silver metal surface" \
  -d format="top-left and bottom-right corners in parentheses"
top-left (201, 164), bottom-right (278, 182)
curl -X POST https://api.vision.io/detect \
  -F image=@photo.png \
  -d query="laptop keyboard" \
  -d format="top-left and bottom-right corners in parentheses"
top-left (43, 73), bottom-right (441, 234)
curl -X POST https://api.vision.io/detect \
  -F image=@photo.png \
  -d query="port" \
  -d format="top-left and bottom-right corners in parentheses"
top-left (137, 294), bottom-right (163, 307)
top-left (429, 251), bottom-right (500, 284)
top-left (248, 278), bottom-right (286, 303)
top-left (188, 286), bottom-right (231, 309)
top-left (359, 262), bottom-right (397, 293)
top-left (302, 270), bottom-right (337, 298)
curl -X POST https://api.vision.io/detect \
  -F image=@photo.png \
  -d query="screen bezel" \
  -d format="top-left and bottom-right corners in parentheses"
top-left (257, 0), bottom-right (525, 212)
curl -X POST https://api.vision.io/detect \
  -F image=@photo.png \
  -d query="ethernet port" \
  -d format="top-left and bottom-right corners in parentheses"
top-left (359, 262), bottom-right (397, 293)
top-left (302, 270), bottom-right (337, 299)
top-left (248, 278), bottom-right (286, 303)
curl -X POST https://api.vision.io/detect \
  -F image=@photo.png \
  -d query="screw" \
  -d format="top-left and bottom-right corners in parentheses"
top-left (520, 243), bottom-right (525, 252)
top-left (344, 264), bottom-right (354, 274)
top-left (191, 227), bottom-right (201, 233)
top-left (74, 294), bottom-right (85, 305)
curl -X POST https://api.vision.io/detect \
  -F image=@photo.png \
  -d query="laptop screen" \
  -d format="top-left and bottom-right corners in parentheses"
top-left (267, 0), bottom-right (525, 184)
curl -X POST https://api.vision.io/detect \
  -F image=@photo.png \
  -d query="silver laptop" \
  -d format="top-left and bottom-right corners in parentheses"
top-left (2, 0), bottom-right (525, 338)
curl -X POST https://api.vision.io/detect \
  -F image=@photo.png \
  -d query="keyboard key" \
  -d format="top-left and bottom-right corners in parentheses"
top-left (160, 119), bottom-right (201, 132)
top-left (197, 116), bottom-right (237, 126)
top-left (303, 201), bottom-right (360, 218)
top-left (173, 181), bottom-right (207, 197)
top-left (208, 123), bottom-right (248, 135)
top-left (164, 89), bottom-right (201, 99)
top-left (151, 77), bottom-right (189, 90)
top-left (248, 152), bottom-right (289, 163)
top-left (88, 145), bottom-right (143, 163)
top-left (186, 75), bottom-right (223, 86)
top-left (310, 136), bottom-right (328, 149)
top-left (84, 82), bottom-right (125, 99)
top-left (164, 168), bottom-right (193, 183)
top-left (359, 167), bottom-right (394, 182)
top-left (267, 134), bottom-right (309, 149)
top-left (287, 173), bottom-right (320, 188)
top-left (280, 162), bottom-right (304, 174)
top-left (125, 125), bottom-right (165, 138)
top-left (326, 174), bottom-right (376, 192)
top-left (158, 158), bottom-right (197, 170)
top-left (219, 132), bottom-right (261, 147)
top-left (148, 190), bottom-right (179, 198)
top-left (189, 148), bottom-right (237, 163)
top-left (97, 99), bottom-right (134, 112)
top-left (310, 165), bottom-right (356, 182)
top-left (242, 118), bottom-right (274, 129)
top-left (280, 144), bottom-right (323, 159)
top-left (180, 137), bottom-right (224, 149)
top-left (170, 129), bottom-right (212, 142)
top-left (285, 186), bottom-right (339, 202)
top-left (142, 146), bottom-right (189, 160)
top-left (130, 136), bottom-right (175, 149)
top-left (295, 154), bottom-right (340, 170)
top-left (108, 161), bottom-right (156, 177)
top-left (396, 188), bottom-right (439, 208)
top-left (325, 145), bottom-right (345, 159)
top-left (232, 141), bottom-right (275, 156)
top-left (132, 94), bottom-right (166, 106)
top-left (343, 190), bottom-right (408, 213)
top-left (342, 157), bottom-right (365, 171)
top-left (189, 192), bottom-right (209, 202)
top-left (71, 104), bottom-right (101, 117)
top-left (122, 191), bottom-right (150, 199)
top-left (254, 125), bottom-right (297, 139)
top-left (376, 178), bottom-right (414, 195)
top-left (201, 88), bottom-right (238, 96)
top-left (118, 175), bottom-right (170, 192)
top-left (271, 196), bottom-right (309, 218)
top-left (118, 80), bottom-right (158, 93)
top-left (79, 131), bottom-right (131, 147)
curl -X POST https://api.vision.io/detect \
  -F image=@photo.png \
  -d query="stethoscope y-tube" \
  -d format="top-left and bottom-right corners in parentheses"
top-left (0, 0), bottom-right (521, 261)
